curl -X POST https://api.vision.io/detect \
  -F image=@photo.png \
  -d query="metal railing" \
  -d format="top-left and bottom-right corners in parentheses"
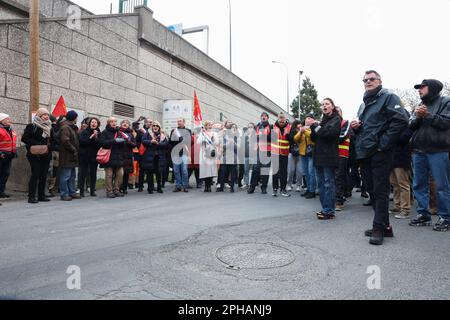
top-left (118, 0), bottom-right (148, 14)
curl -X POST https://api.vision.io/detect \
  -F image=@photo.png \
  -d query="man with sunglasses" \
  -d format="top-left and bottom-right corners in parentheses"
top-left (351, 70), bottom-right (409, 245)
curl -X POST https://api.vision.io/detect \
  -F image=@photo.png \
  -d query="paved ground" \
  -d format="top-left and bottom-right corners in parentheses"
top-left (0, 184), bottom-right (448, 300)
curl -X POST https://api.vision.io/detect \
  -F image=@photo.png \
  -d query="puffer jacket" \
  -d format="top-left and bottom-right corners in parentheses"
top-left (310, 112), bottom-right (341, 168)
top-left (354, 88), bottom-right (409, 160)
top-left (140, 131), bottom-right (169, 171)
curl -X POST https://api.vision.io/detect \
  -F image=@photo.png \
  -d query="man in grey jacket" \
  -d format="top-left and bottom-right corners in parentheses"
top-left (351, 70), bottom-right (409, 246)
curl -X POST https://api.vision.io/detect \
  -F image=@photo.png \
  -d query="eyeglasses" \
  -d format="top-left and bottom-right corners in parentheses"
top-left (363, 77), bottom-right (380, 83)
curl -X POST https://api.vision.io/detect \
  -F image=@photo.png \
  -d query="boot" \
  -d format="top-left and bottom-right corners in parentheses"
top-left (369, 228), bottom-right (384, 245)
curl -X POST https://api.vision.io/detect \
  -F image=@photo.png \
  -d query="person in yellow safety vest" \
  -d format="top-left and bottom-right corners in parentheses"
top-left (335, 106), bottom-right (352, 211)
top-left (293, 114), bottom-right (316, 199)
top-left (271, 112), bottom-right (292, 197)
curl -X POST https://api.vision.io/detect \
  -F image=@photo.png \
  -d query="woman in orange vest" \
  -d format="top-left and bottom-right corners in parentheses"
top-left (0, 113), bottom-right (17, 203)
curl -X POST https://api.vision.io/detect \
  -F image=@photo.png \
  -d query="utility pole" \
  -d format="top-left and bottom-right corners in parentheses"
top-left (29, 0), bottom-right (40, 122)
top-left (298, 70), bottom-right (304, 120)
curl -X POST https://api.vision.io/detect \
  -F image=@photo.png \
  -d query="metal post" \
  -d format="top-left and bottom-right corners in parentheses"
top-left (298, 70), bottom-right (303, 120)
top-left (229, 0), bottom-right (232, 72)
top-left (29, 0), bottom-right (40, 122)
top-left (272, 61), bottom-right (290, 114)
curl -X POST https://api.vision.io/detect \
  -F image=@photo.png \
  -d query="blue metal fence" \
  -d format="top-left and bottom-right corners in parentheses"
top-left (119, 0), bottom-right (148, 14)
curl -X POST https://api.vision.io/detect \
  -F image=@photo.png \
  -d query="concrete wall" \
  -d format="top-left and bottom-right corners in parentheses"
top-left (0, 1), bottom-right (284, 192)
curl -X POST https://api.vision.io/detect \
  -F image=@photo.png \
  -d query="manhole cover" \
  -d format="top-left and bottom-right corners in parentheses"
top-left (215, 243), bottom-right (296, 270)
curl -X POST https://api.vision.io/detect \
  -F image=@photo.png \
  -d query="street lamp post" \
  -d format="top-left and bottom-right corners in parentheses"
top-left (229, 0), bottom-right (232, 72)
top-left (298, 70), bottom-right (304, 120)
top-left (272, 61), bottom-right (290, 114)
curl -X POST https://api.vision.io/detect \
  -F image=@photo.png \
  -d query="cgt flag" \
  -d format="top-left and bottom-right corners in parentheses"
top-left (193, 91), bottom-right (203, 127)
top-left (52, 96), bottom-right (67, 117)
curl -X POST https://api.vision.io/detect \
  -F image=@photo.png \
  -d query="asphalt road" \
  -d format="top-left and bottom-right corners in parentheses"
top-left (0, 184), bottom-right (448, 300)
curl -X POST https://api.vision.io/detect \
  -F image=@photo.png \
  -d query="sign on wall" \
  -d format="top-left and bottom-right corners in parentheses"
top-left (162, 100), bottom-right (193, 133)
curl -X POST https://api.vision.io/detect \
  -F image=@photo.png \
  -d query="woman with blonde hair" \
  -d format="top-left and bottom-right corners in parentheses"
top-left (21, 108), bottom-right (52, 203)
top-left (197, 120), bottom-right (219, 192)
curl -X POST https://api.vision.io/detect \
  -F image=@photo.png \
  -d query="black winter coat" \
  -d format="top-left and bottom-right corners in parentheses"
top-left (119, 128), bottom-right (136, 174)
top-left (21, 124), bottom-right (51, 159)
top-left (354, 88), bottom-right (409, 160)
top-left (410, 95), bottom-right (450, 153)
top-left (392, 126), bottom-right (413, 169)
top-left (310, 112), bottom-right (341, 168)
top-left (79, 128), bottom-right (101, 163)
top-left (140, 132), bottom-right (169, 171)
top-left (98, 125), bottom-right (126, 168)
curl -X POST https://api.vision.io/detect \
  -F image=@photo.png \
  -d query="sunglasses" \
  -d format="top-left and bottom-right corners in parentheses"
top-left (363, 77), bottom-right (380, 83)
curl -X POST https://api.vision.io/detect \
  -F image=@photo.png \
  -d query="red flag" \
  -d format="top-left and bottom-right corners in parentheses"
top-left (52, 96), bottom-right (67, 117)
top-left (193, 91), bottom-right (202, 126)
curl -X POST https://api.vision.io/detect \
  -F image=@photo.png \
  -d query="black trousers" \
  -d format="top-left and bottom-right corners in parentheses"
top-left (79, 161), bottom-right (98, 195)
top-left (0, 157), bottom-right (12, 194)
top-left (138, 162), bottom-right (148, 189)
top-left (336, 157), bottom-right (351, 203)
top-left (27, 155), bottom-right (50, 200)
top-left (188, 167), bottom-right (200, 186)
top-left (219, 164), bottom-right (237, 188)
top-left (147, 157), bottom-right (162, 191)
top-left (360, 151), bottom-right (393, 230)
top-left (237, 164), bottom-right (245, 186)
top-left (272, 155), bottom-right (288, 191)
top-left (250, 152), bottom-right (271, 189)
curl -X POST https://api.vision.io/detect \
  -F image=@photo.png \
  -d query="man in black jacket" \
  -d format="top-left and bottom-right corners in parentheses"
top-left (409, 79), bottom-right (450, 232)
top-left (351, 70), bottom-right (409, 245)
top-left (169, 118), bottom-right (192, 192)
top-left (248, 112), bottom-right (272, 195)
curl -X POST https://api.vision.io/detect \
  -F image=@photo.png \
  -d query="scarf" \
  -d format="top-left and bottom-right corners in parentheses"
top-left (363, 85), bottom-right (383, 105)
top-left (33, 115), bottom-right (52, 138)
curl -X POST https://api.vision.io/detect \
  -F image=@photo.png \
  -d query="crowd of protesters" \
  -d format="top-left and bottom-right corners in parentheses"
top-left (0, 70), bottom-right (449, 246)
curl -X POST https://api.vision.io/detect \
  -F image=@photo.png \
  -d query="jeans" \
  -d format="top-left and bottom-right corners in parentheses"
top-left (360, 151), bottom-right (393, 229)
top-left (173, 155), bottom-right (189, 189)
top-left (0, 157), bottom-right (12, 194)
top-left (412, 152), bottom-right (450, 220)
top-left (59, 167), bottom-right (77, 198)
top-left (316, 166), bottom-right (336, 215)
top-left (301, 156), bottom-right (316, 193)
top-left (287, 154), bottom-right (302, 187)
top-left (272, 155), bottom-right (289, 191)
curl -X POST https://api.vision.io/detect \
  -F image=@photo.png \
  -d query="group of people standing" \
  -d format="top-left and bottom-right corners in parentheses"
top-left (0, 70), bottom-right (449, 247)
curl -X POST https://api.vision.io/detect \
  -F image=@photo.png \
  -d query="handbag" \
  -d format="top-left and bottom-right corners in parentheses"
top-left (30, 145), bottom-right (49, 155)
top-left (96, 148), bottom-right (111, 165)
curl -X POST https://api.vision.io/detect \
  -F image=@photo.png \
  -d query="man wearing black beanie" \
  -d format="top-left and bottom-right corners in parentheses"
top-left (409, 79), bottom-right (450, 232)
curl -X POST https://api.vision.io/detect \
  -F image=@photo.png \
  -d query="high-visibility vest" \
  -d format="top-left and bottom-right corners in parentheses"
top-left (271, 123), bottom-right (291, 156)
top-left (256, 124), bottom-right (271, 152)
top-left (339, 120), bottom-right (350, 158)
top-left (0, 127), bottom-right (17, 154)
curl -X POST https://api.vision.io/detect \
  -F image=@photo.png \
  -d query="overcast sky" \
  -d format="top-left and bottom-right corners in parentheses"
top-left (73, 0), bottom-right (450, 118)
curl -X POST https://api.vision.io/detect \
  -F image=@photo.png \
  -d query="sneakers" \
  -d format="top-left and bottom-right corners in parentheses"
top-left (272, 189), bottom-right (278, 197)
top-left (280, 190), bottom-right (291, 197)
top-left (394, 212), bottom-right (410, 219)
top-left (409, 215), bottom-right (432, 227)
top-left (316, 212), bottom-right (335, 220)
top-left (335, 203), bottom-right (344, 212)
top-left (261, 187), bottom-right (267, 194)
top-left (361, 191), bottom-right (369, 198)
top-left (106, 192), bottom-right (116, 199)
top-left (369, 228), bottom-right (384, 245)
top-left (173, 187), bottom-right (182, 193)
top-left (301, 191), bottom-right (309, 197)
top-left (389, 208), bottom-right (401, 214)
top-left (247, 186), bottom-right (255, 194)
top-left (28, 198), bottom-right (39, 204)
top-left (433, 218), bottom-right (449, 232)
top-left (60, 196), bottom-right (73, 201)
top-left (296, 186), bottom-right (301, 192)
top-left (365, 225), bottom-right (394, 238)
top-left (286, 185), bottom-right (292, 191)
top-left (240, 184), bottom-right (248, 189)
top-left (70, 194), bottom-right (82, 199)
top-left (305, 192), bottom-right (316, 199)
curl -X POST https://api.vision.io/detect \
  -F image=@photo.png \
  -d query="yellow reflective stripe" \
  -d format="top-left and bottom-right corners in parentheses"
top-left (339, 145), bottom-right (350, 150)
top-left (278, 140), bottom-right (289, 143)
top-left (271, 144), bottom-right (290, 149)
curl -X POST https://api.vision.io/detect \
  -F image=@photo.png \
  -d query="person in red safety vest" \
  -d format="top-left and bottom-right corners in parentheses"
top-left (248, 112), bottom-right (272, 195)
top-left (271, 112), bottom-right (292, 197)
top-left (0, 113), bottom-right (17, 202)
